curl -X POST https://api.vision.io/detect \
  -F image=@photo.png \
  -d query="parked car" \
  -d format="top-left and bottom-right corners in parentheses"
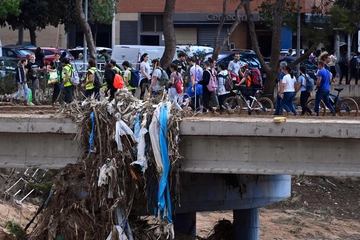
top-left (278, 56), bottom-right (318, 80)
top-left (68, 47), bottom-right (112, 60)
top-left (204, 50), bottom-right (264, 77)
top-left (29, 47), bottom-right (74, 65)
top-left (2, 45), bottom-right (34, 60)
top-left (0, 57), bottom-right (18, 77)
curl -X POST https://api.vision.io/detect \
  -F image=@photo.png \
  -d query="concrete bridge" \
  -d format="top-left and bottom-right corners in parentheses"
top-left (1, 114), bottom-right (359, 239)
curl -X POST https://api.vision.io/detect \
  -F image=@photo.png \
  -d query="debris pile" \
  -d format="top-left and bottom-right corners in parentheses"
top-left (28, 89), bottom-right (183, 239)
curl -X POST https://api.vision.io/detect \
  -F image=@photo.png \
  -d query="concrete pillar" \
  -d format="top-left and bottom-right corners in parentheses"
top-left (173, 212), bottom-right (196, 236)
top-left (233, 208), bottom-right (259, 240)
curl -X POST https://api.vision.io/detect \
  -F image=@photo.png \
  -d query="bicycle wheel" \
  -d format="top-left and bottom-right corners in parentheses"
top-left (223, 96), bottom-right (242, 114)
top-left (307, 98), bottom-right (326, 116)
top-left (337, 98), bottom-right (359, 116)
top-left (252, 97), bottom-right (274, 115)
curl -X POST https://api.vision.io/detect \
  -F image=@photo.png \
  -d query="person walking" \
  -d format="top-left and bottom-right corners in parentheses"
top-left (139, 53), bottom-right (151, 100)
top-left (47, 53), bottom-right (62, 106)
top-left (314, 61), bottom-right (336, 116)
top-left (217, 63), bottom-right (230, 113)
top-left (61, 58), bottom-right (73, 104)
top-left (274, 61), bottom-right (287, 115)
top-left (329, 50), bottom-right (337, 82)
top-left (122, 61), bottom-right (136, 96)
top-left (81, 58), bottom-right (100, 100)
top-left (228, 53), bottom-right (241, 85)
top-left (11, 58), bottom-right (29, 105)
top-left (338, 51), bottom-right (349, 84)
top-left (26, 54), bottom-right (41, 105)
top-left (298, 66), bottom-right (313, 115)
top-left (197, 61), bottom-right (216, 114)
top-left (168, 63), bottom-right (183, 104)
top-left (186, 57), bottom-right (203, 111)
top-left (279, 66), bottom-right (297, 116)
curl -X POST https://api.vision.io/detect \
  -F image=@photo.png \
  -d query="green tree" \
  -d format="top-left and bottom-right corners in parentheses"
top-left (247, 0), bottom-right (332, 94)
top-left (329, 0), bottom-right (360, 35)
top-left (0, 0), bottom-right (21, 21)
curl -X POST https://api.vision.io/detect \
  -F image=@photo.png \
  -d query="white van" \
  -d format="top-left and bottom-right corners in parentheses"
top-left (111, 45), bottom-right (177, 70)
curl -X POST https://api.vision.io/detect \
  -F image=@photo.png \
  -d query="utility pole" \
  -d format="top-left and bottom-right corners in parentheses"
top-left (83, 0), bottom-right (88, 65)
top-left (296, 0), bottom-right (301, 77)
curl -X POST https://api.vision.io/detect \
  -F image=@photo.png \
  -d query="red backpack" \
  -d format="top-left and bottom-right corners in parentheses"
top-left (113, 73), bottom-right (124, 89)
top-left (250, 69), bottom-right (263, 88)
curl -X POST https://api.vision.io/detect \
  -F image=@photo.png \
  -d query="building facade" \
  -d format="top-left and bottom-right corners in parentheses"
top-left (0, 0), bottom-right (331, 58)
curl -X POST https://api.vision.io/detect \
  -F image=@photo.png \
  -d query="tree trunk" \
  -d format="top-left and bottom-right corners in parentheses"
top-left (91, 23), bottom-right (98, 47)
top-left (160, 0), bottom-right (176, 69)
top-left (245, 0), bottom-right (286, 95)
top-left (29, 26), bottom-right (37, 46)
top-left (75, 0), bottom-right (96, 60)
top-left (212, 0), bottom-right (251, 60)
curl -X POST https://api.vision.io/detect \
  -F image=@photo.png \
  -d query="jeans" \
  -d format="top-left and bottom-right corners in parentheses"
top-left (315, 89), bottom-right (335, 116)
top-left (218, 94), bottom-right (228, 110)
top-left (281, 92), bottom-right (297, 115)
top-left (52, 83), bottom-right (61, 104)
top-left (300, 91), bottom-right (312, 115)
top-left (14, 83), bottom-right (29, 102)
top-left (202, 89), bottom-right (214, 112)
top-left (139, 78), bottom-right (148, 100)
top-left (339, 65), bottom-right (348, 84)
top-left (64, 86), bottom-right (73, 103)
top-left (349, 69), bottom-right (359, 84)
top-left (274, 95), bottom-right (283, 115)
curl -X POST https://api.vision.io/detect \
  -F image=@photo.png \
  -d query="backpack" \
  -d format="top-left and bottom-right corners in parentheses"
top-left (70, 67), bottom-right (80, 86)
top-left (250, 69), bottom-right (263, 89)
top-left (113, 73), bottom-right (125, 89)
top-left (158, 68), bottom-right (170, 88)
top-left (350, 57), bottom-right (357, 69)
top-left (219, 73), bottom-right (233, 91)
top-left (206, 69), bottom-right (218, 92)
top-left (129, 69), bottom-right (140, 88)
top-left (93, 69), bottom-right (103, 88)
top-left (303, 74), bottom-right (314, 92)
top-left (339, 57), bottom-right (347, 66)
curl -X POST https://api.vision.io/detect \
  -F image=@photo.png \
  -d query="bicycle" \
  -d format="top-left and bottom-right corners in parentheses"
top-left (307, 87), bottom-right (359, 116)
top-left (223, 89), bottom-right (274, 115)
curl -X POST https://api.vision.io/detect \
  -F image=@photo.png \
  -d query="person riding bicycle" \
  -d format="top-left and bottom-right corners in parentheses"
top-left (235, 62), bottom-right (257, 98)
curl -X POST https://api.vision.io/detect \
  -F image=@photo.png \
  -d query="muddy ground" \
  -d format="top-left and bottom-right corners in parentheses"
top-left (1, 175), bottom-right (359, 239)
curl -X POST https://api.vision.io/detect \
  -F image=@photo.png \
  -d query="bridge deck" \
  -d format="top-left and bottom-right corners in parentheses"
top-left (0, 114), bottom-right (359, 176)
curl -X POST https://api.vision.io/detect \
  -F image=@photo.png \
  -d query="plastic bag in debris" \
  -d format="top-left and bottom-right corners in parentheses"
top-left (98, 159), bottom-right (117, 198)
top-left (157, 104), bottom-right (173, 223)
top-left (115, 119), bottom-right (136, 151)
top-left (105, 225), bottom-right (129, 240)
top-left (149, 106), bottom-right (163, 174)
top-left (130, 114), bottom-right (148, 172)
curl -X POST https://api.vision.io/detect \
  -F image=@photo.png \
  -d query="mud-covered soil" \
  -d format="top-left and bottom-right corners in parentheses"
top-left (197, 176), bottom-right (360, 239)
top-left (1, 176), bottom-right (359, 239)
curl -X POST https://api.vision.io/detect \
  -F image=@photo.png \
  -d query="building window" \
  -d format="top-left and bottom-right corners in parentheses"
top-left (141, 15), bottom-right (163, 32)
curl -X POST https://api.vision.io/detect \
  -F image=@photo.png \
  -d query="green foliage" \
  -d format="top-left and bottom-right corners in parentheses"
top-left (257, 0), bottom-right (298, 31)
top-left (0, 0), bottom-right (21, 21)
top-left (5, 221), bottom-right (27, 238)
top-left (329, 0), bottom-right (360, 34)
top-left (0, 73), bottom-right (17, 95)
top-left (89, 0), bottom-right (120, 25)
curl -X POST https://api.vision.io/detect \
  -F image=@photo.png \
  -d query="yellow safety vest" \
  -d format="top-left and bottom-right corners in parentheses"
top-left (85, 67), bottom-right (97, 90)
top-left (62, 65), bottom-right (72, 87)
top-left (126, 68), bottom-right (136, 90)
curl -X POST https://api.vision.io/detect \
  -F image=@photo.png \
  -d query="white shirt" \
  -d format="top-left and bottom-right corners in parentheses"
top-left (228, 60), bottom-right (241, 76)
top-left (151, 68), bottom-right (163, 91)
top-left (140, 61), bottom-right (150, 82)
top-left (190, 65), bottom-right (203, 82)
top-left (329, 55), bottom-right (337, 67)
top-left (282, 74), bottom-right (296, 92)
top-left (217, 70), bottom-right (230, 95)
